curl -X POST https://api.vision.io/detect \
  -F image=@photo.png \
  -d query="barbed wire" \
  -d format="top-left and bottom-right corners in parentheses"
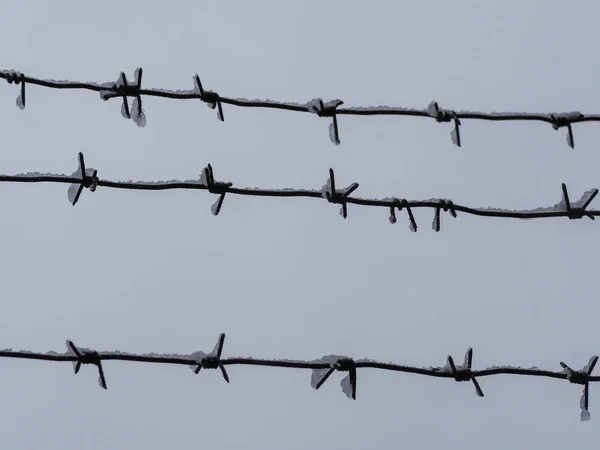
top-left (2, 153), bottom-right (598, 231)
top-left (2, 334), bottom-right (597, 421)
top-left (0, 68), bottom-right (595, 147)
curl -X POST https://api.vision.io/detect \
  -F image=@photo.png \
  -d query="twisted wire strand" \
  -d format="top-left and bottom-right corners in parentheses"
top-left (0, 68), bottom-right (593, 147)
top-left (1, 153), bottom-right (598, 231)
top-left (2, 335), bottom-right (598, 421)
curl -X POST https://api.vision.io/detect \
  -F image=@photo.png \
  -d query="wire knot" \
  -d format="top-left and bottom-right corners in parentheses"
top-left (323, 168), bottom-right (359, 218)
top-left (389, 198), bottom-right (418, 231)
top-left (427, 102), bottom-right (463, 146)
top-left (4, 70), bottom-right (26, 109)
top-left (88, 174), bottom-right (99, 192)
top-left (5, 71), bottom-right (24, 84)
top-left (201, 90), bottom-right (220, 106)
top-left (332, 358), bottom-right (356, 371)
top-left (78, 349), bottom-right (102, 366)
top-left (566, 370), bottom-right (590, 385)
top-left (432, 199), bottom-right (458, 232)
top-left (199, 354), bottom-right (221, 370)
top-left (99, 69), bottom-right (146, 126)
top-left (111, 80), bottom-right (139, 97)
top-left (561, 183), bottom-right (598, 220)
top-left (207, 180), bottom-right (231, 195)
top-left (311, 99), bottom-right (343, 117)
top-left (68, 153), bottom-right (99, 206)
top-left (550, 113), bottom-right (583, 148)
top-left (193, 334), bottom-right (230, 382)
top-left (447, 348), bottom-right (484, 397)
top-left (427, 101), bottom-right (454, 123)
top-left (194, 74), bottom-right (224, 121)
top-left (310, 99), bottom-right (343, 145)
top-left (201, 164), bottom-right (232, 216)
top-left (67, 340), bottom-right (107, 389)
top-left (83, 169), bottom-right (99, 192)
top-left (560, 357), bottom-right (598, 385)
top-left (437, 109), bottom-right (456, 122)
top-left (312, 355), bottom-right (358, 400)
top-left (452, 368), bottom-right (472, 382)
top-left (550, 113), bottom-right (582, 130)
top-left (439, 199), bottom-right (457, 215)
top-left (559, 356), bottom-right (598, 421)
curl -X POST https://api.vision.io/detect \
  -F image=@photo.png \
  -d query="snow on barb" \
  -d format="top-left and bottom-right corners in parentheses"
top-left (65, 340), bottom-right (84, 373)
top-left (571, 189), bottom-right (598, 209)
top-left (133, 68), bottom-right (142, 85)
top-left (199, 170), bottom-right (208, 187)
top-left (16, 92), bottom-right (25, 110)
top-left (67, 183), bottom-right (80, 204)
top-left (98, 83), bottom-right (116, 101)
top-left (323, 99), bottom-right (343, 111)
top-left (306, 98), bottom-right (323, 113)
top-left (567, 132), bottom-right (574, 148)
top-left (310, 354), bottom-right (340, 388)
top-left (545, 187), bottom-right (597, 214)
top-left (321, 177), bottom-right (332, 200)
top-left (131, 97), bottom-right (147, 127)
top-left (69, 166), bottom-right (95, 182)
top-left (451, 127), bottom-right (460, 146)
top-left (305, 98), bottom-right (343, 115)
top-left (426, 101), bottom-right (439, 118)
top-left (67, 167), bottom-right (95, 204)
top-left (188, 350), bottom-right (208, 372)
top-left (310, 354), bottom-right (354, 399)
top-left (580, 393), bottom-right (591, 422)
top-left (329, 122), bottom-right (340, 145)
top-left (120, 102), bottom-right (130, 119)
top-left (340, 375), bottom-right (353, 398)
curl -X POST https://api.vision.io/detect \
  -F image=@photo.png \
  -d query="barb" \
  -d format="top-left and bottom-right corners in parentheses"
top-left (193, 333), bottom-right (230, 382)
top-left (0, 338), bottom-right (597, 421)
top-left (1, 69), bottom-right (598, 146)
top-left (1, 153), bottom-right (599, 229)
top-left (66, 340), bottom-right (107, 389)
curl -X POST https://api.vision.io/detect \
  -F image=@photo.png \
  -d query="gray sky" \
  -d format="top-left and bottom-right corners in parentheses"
top-left (1, 1), bottom-right (599, 448)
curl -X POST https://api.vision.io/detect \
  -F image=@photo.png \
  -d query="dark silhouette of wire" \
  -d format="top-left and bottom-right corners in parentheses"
top-left (0, 68), bottom-right (592, 147)
top-left (2, 335), bottom-right (597, 421)
top-left (0, 153), bottom-right (597, 231)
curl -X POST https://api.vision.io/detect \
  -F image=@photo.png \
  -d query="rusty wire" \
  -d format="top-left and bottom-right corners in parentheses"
top-left (0, 153), bottom-right (598, 231)
top-left (0, 68), bottom-right (594, 147)
top-left (1, 334), bottom-right (597, 421)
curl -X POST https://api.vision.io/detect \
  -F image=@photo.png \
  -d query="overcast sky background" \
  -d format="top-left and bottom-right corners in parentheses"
top-left (0, 1), bottom-right (599, 448)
